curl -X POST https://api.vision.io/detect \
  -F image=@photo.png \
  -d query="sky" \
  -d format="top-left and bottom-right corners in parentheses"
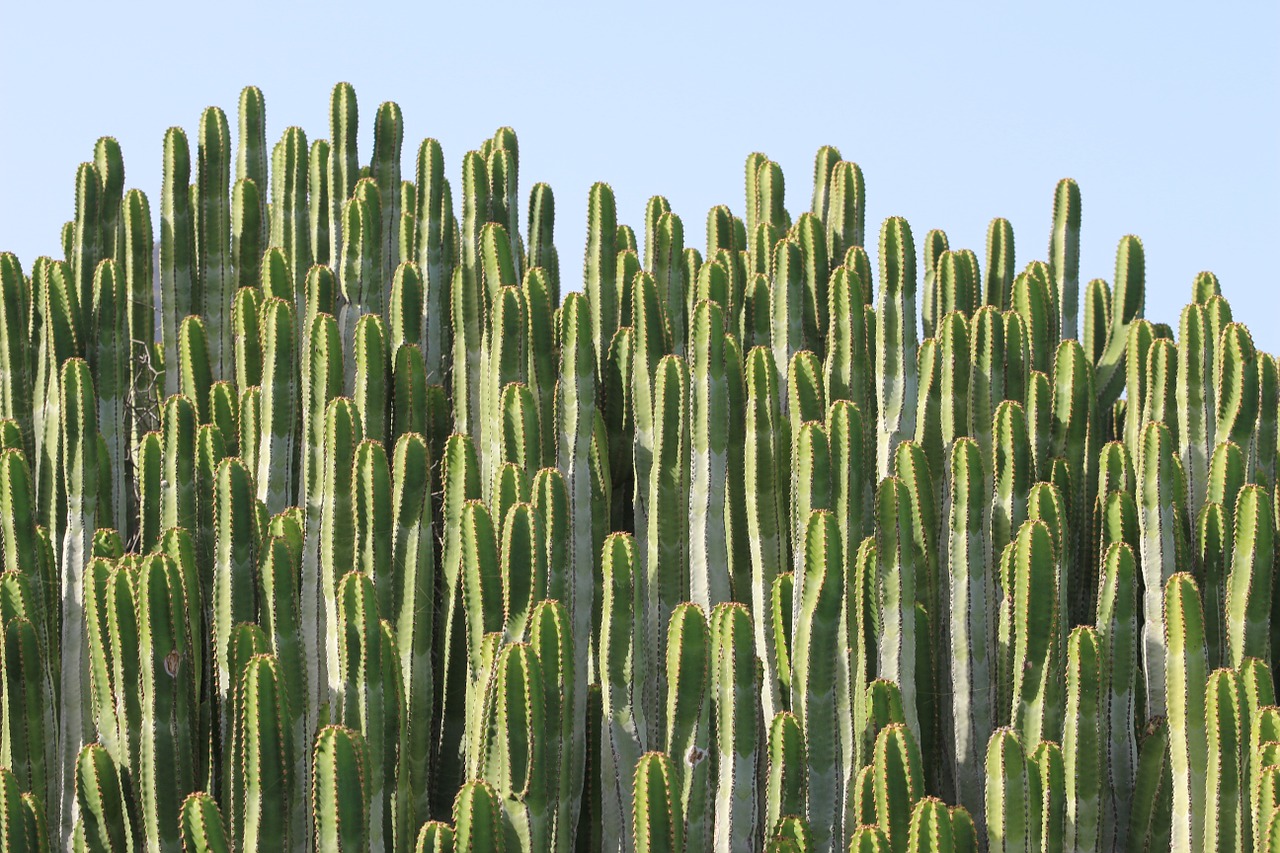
top-left (2, 1), bottom-right (1277, 352)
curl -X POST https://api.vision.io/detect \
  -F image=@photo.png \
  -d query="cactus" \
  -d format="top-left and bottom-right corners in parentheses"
top-left (4, 81), bottom-right (1278, 853)
top-left (874, 217), bottom-right (918, 478)
top-left (599, 533), bottom-right (646, 849)
top-left (712, 602), bottom-right (760, 852)
top-left (1164, 572), bottom-right (1208, 853)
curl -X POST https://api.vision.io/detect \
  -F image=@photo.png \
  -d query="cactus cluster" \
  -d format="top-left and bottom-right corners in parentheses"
top-left (0, 81), bottom-right (1276, 853)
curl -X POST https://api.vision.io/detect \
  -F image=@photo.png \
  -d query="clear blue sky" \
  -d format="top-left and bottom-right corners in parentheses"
top-left (2, 1), bottom-right (1276, 351)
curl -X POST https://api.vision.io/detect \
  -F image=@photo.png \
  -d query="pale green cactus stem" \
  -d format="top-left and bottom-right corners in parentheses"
top-left (116, 192), bottom-right (153, 442)
top-left (88, 260), bottom-right (128, 540)
top-left (258, 536), bottom-right (307, 837)
top-left (848, 824), bottom-right (891, 853)
top-left (336, 570), bottom-right (393, 851)
top-left (1119, 320), bottom-right (1155, 458)
top-left (795, 214), bottom-right (830, 358)
top-left (479, 283), bottom-right (526, 494)
top-left (0, 256), bottom-right (30, 468)
top-left (875, 217), bottom-right (918, 478)
top-left (521, 268), bottom-right (556, 463)
top-left (414, 139), bottom-right (452, 386)
top-left (389, 262), bottom-right (423, 361)
top-left (825, 161), bottom-right (865, 270)
top-left (74, 743), bottom-right (132, 851)
top-left (1201, 668), bottom-right (1243, 853)
top-left (0, 610), bottom-right (53, 836)
top-left (527, 599), bottom-right (572, 852)
top-left (193, 107), bottom-right (232, 383)
top-left (135, 431), bottom-right (163, 553)
top-left (0, 449), bottom-right (50, 650)
top-left (711, 602), bottom-right (760, 852)
top-left (905, 797), bottom-right (954, 853)
top-left (211, 456), bottom-right (256, 785)
top-left (451, 260), bottom-right (482, 438)
top-left (966, 306), bottom-right (1004, 464)
top-left (1234, 662), bottom-right (1275, 851)
top-left (770, 238), bottom-right (804, 406)
top-left (229, 653), bottom-right (293, 850)
top-left (453, 778), bottom-right (504, 853)
top-left (1215, 324), bottom-right (1258, 453)
top-left (688, 301), bottom-right (730, 610)
top-left (312, 724), bottom-right (371, 852)
top-left (791, 510), bottom-right (842, 851)
top-left (599, 533), bottom-right (646, 849)
top-left (368, 102), bottom-right (402, 288)
top-left (1048, 178), bottom-right (1081, 340)
top-left (1125, 715), bottom-right (1173, 852)
top-left (272, 125), bottom-right (312, 308)
top-left (177, 315), bottom-right (212, 425)
top-left (326, 82), bottom-right (359, 260)
top-left (1093, 235), bottom-right (1145, 408)
top-left (766, 711), bottom-right (806, 836)
top-left (649, 211), bottom-right (683, 354)
top-left (352, 439), bottom-right (392, 616)
top-left (477, 641), bottom-right (550, 853)
top-left (1225, 483), bottom-right (1272, 668)
top-left (436, 436), bottom-right (482, 807)
top-left (105, 562), bottom-right (141, 784)
top-left (57, 358), bottom-right (96, 845)
top-left (1143, 337), bottom-right (1178, 445)
top-left (1255, 353), bottom-right (1277, 488)
top-left (824, 267), bottom-right (870, 415)
top-left (1162, 572), bottom-right (1208, 853)
top-left (809, 145), bottom-right (841, 223)
top-left (766, 815), bottom-right (812, 853)
top-left (981, 218), bottom-right (1014, 309)
top-left (581, 181), bottom-right (617, 376)
top-left (459, 500), bottom-right (502, 776)
top-left (1031, 740), bottom-right (1065, 853)
top-left (1135, 419), bottom-right (1190, 718)
top-left (159, 127), bottom-right (194, 398)
top-left (319, 398), bottom-right (361, 711)
top-left (387, 432), bottom-right (434, 820)
top-left (92, 137), bottom-right (123, 269)
top-left (920, 229), bottom-right (949, 340)
top-left (872, 722), bottom-right (924, 853)
top-left (661, 602), bottom-right (711, 852)
top-left (527, 182), bottom-right (558, 302)
top-left (744, 346), bottom-right (786, 720)
top-left (1049, 339), bottom-right (1095, 619)
top-left (235, 85), bottom-right (268, 242)
top-left (791, 418), bottom-right (830, 585)
top-left (984, 728), bottom-right (1037, 853)
top-left (1008, 519), bottom-right (1061, 750)
top-left (134, 553), bottom-right (196, 852)
top-left (876, 476), bottom-right (920, 744)
top-left (490, 129), bottom-right (522, 276)
top-left (306, 137), bottom-right (332, 267)
top-left (946, 808), bottom-right (977, 853)
top-left (946, 437), bottom-right (993, 828)
top-left (932, 312), bottom-right (969, 468)
top-left (160, 395), bottom-right (197, 547)
top-left (180, 793), bottom-right (231, 853)
top-left (70, 163), bottom-right (101, 351)
top-left (256, 297), bottom-right (297, 513)
top-left (629, 753), bottom-right (680, 850)
top-left (1094, 543), bottom-right (1139, 852)
top-left (1010, 269), bottom-right (1054, 378)
top-left (554, 293), bottom-right (594, 847)
top-left (415, 821), bottom-right (456, 853)
top-left (1062, 626), bottom-right (1102, 853)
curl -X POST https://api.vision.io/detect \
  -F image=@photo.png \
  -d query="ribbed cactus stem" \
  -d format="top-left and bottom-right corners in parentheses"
top-left (1164, 572), bottom-right (1208, 853)
top-left (58, 358), bottom-right (97, 845)
top-left (712, 602), bottom-right (760, 852)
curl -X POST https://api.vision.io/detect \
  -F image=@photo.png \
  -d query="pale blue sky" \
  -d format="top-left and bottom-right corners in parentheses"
top-left (2, 1), bottom-right (1276, 351)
